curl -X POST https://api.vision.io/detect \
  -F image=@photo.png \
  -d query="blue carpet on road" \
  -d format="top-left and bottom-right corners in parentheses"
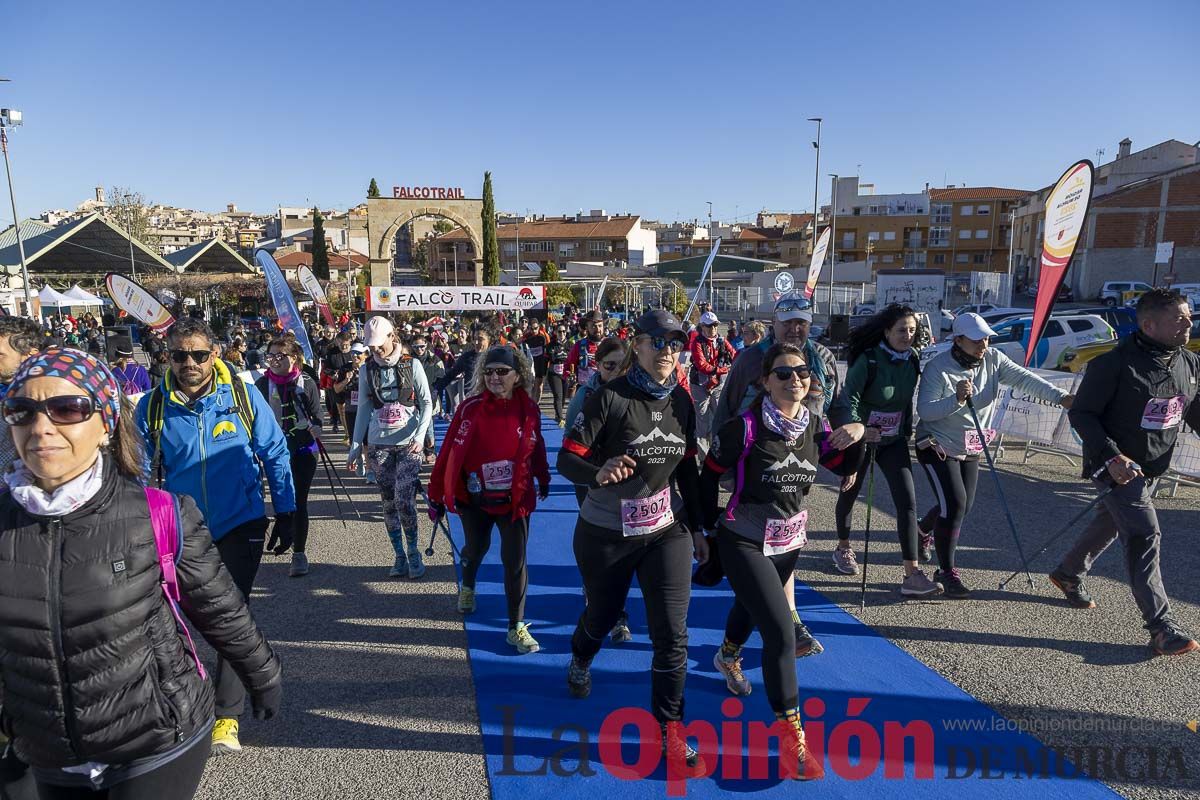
top-left (435, 418), bottom-right (1119, 799)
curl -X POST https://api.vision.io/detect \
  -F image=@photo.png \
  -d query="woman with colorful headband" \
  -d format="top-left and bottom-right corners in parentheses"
top-left (0, 347), bottom-right (281, 799)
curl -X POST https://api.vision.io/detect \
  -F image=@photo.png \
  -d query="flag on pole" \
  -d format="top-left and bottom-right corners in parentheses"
top-left (804, 227), bottom-right (832, 299)
top-left (1026, 160), bottom-right (1094, 367)
top-left (298, 265), bottom-right (335, 325)
top-left (104, 273), bottom-right (175, 332)
top-left (257, 250), bottom-right (315, 363)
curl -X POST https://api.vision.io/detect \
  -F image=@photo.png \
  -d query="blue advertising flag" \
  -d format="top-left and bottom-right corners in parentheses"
top-left (256, 250), bottom-right (314, 363)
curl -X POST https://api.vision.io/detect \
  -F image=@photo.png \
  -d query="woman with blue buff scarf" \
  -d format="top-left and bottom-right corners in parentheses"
top-left (557, 309), bottom-right (708, 778)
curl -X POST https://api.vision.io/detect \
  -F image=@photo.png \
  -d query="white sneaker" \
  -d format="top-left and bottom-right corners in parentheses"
top-left (832, 546), bottom-right (859, 575)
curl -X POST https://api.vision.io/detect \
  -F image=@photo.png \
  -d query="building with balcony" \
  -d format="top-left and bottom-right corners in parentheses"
top-left (825, 176), bottom-right (930, 272)
top-left (926, 187), bottom-right (1025, 274)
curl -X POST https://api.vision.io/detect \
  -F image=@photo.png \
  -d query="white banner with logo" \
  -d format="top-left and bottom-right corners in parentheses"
top-left (366, 285), bottom-right (546, 312)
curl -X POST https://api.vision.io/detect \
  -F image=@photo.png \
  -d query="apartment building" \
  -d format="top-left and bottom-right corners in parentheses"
top-left (926, 187), bottom-right (1024, 274)
top-left (825, 176), bottom-right (929, 271)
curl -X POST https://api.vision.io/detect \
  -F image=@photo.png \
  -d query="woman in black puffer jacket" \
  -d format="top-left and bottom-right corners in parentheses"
top-left (0, 347), bottom-right (282, 799)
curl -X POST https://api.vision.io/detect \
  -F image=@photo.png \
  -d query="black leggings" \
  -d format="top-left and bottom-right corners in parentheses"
top-left (571, 519), bottom-right (692, 723)
top-left (33, 735), bottom-right (210, 799)
top-left (719, 526), bottom-right (801, 714)
top-left (835, 439), bottom-right (919, 561)
top-left (546, 372), bottom-right (565, 423)
top-left (459, 505), bottom-right (530, 628)
top-left (291, 449), bottom-right (317, 554)
top-left (916, 448), bottom-right (981, 572)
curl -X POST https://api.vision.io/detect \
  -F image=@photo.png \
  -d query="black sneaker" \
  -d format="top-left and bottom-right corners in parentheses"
top-left (567, 656), bottom-right (592, 698)
top-left (1048, 569), bottom-right (1096, 609)
top-left (660, 722), bottom-right (707, 777)
top-left (610, 613), bottom-right (633, 644)
top-left (933, 569), bottom-right (971, 599)
top-left (917, 532), bottom-right (934, 564)
top-left (794, 620), bottom-right (824, 658)
top-left (1150, 624), bottom-right (1199, 657)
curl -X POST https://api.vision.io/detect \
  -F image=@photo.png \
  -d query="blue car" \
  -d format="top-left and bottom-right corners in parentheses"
top-left (1067, 306), bottom-right (1137, 338)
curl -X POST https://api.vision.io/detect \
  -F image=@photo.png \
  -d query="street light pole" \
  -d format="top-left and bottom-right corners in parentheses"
top-left (122, 193), bottom-right (138, 282)
top-left (0, 117), bottom-right (33, 315)
top-left (807, 117), bottom-right (822, 311)
top-left (706, 201), bottom-right (713, 308)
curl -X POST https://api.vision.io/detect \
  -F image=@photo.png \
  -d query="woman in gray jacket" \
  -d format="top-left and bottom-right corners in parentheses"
top-left (914, 313), bottom-right (1073, 598)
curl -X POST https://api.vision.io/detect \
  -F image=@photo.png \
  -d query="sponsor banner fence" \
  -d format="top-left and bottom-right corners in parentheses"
top-left (367, 285), bottom-right (545, 312)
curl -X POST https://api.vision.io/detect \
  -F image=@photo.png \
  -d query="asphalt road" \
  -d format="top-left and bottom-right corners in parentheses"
top-left (196, 433), bottom-right (1199, 800)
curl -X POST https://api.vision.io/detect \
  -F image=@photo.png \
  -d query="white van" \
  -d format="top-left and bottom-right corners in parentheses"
top-left (1098, 281), bottom-right (1152, 307)
top-left (920, 313), bottom-right (1114, 369)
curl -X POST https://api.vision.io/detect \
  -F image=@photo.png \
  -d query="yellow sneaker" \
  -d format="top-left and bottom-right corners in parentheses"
top-left (505, 622), bottom-right (540, 654)
top-left (211, 718), bottom-right (242, 755)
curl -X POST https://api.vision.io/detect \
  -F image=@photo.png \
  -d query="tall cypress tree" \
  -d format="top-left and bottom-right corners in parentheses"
top-left (367, 178), bottom-right (380, 198)
top-left (311, 207), bottom-right (330, 280)
top-left (481, 171), bottom-right (500, 286)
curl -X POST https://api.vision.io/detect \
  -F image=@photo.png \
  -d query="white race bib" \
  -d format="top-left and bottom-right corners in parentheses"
top-left (867, 410), bottom-right (903, 437)
top-left (528, 346), bottom-right (544, 358)
top-left (763, 509), bottom-right (808, 557)
top-left (552, 363), bottom-right (565, 375)
top-left (350, 390), bottom-right (359, 406)
top-left (964, 427), bottom-right (997, 455)
top-left (1141, 395), bottom-right (1185, 430)
top-left (377, 402), bottom-right (412, 430)
top-left (620, 487), bottom-right (675, 538)
top-left (482, 460), bottom-right (514, 491)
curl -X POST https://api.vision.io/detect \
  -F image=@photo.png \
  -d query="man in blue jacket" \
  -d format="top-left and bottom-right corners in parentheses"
top-left (136, 317), bottom-right (296, 755)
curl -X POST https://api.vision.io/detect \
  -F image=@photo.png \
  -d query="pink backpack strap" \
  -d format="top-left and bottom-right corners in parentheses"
top-left (724, 410), bottom-right (758, 521)
top-left (145, 487), bottom-right (207, 680)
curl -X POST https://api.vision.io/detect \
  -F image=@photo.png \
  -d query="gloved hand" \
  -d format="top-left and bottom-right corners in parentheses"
top-left (538, 482), bottom-right (550, 501)
top-left (269, 512), bottom-right (295, 556)
top-left (250, 683), bottom-right (282, 721)
top-left (292, 429), bottom-right (316, 451)
top-left (428, 501), bottom-right (446, 523)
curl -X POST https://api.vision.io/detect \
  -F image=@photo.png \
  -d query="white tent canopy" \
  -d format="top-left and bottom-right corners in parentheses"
top-left (62, 284), bottom-right (105, 306)
top-left (38, 285), bottom-right (72, 307)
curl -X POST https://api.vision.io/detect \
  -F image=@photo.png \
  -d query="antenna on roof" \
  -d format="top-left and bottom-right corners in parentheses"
top-left (1096, 147), bottom-right (1106, 164)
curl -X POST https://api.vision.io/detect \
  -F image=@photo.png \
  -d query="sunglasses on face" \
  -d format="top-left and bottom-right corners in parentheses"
top-left (647, 336), bottom-right (684, 353)
top-left (170, 349), bottom-right (212, 364)
top-left (599, 360), bottom-right (621, 371)
top-left (770, 366), bottom-right (812, 381)
top-left (774, 298), bottom-right (813, 314)
top-left (483, 367), bottom-right (512, 377)
top-left (4, 395), bottom-right (99, 426)
top-left (265, 353), bottom-right (290, 362)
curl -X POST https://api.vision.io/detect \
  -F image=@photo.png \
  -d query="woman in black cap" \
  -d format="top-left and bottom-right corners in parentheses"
top-left (557, 309), bottom-right (708, 776)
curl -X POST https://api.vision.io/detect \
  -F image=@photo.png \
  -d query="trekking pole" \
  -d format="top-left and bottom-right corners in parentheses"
top-left (317, 439), bottom-right (362, 520)
top-left (859, 442), bottom-right (877, 613)
top-left (965, 396), bottom-right (1035, 588)
top-left (313, 444), bottom-right (348, 529)
top-left (997, 480), bottom-right (1115, 590)
top-left (414, 480), bottom-right (461, 560)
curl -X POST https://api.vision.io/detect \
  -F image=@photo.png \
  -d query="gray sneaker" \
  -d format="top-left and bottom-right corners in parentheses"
top-left (832, 546), bottom-right (859, 575)
top-left (289, 552), bottom-right (309, 578)
top-left (388, 554), bottom-right (408, 578)
top-left (900, 569), bottom-right (941, 597)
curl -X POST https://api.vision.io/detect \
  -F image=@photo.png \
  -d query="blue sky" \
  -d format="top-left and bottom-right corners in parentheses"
top-left (3, 0), bottom-right (1197, 226)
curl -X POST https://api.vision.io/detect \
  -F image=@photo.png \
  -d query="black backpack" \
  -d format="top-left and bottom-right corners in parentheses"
top-left (365, 359), bottom-right (416, 409)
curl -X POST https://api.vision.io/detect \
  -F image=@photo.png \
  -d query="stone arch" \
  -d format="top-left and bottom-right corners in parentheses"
top-left (376, 205), bottom-right (483, 262)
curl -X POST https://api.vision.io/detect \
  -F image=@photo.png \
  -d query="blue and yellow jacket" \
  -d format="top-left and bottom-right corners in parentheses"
top-left (135, 359), bottom-right (296, 540)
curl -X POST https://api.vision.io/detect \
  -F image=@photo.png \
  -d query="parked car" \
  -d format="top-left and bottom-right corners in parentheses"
top-left (1026, 283), bottom-right (1074, 302)
top-left (921, 313), bottom-right (1113, 369)
top-left (1061, 319), bottom-right (1200, 373)
top-left (1065, 306), bottom-right (1137, 338)
top-left (1098, 280), bottom-right (1152, 307)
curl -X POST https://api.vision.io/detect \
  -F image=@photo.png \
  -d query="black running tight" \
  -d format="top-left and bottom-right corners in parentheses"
top-left (458, 505), bottom-right (530, 627)
top-left (834, 439), bottom-right (919, 560)
top-left (915, 448), bottom-right (981, 572)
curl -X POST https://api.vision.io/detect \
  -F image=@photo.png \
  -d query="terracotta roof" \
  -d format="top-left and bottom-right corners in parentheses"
top-left (441, 215), bottom-right (641, 241)
top-left (273, 249), bottom-right (368, 268)
top-left (928, 187), bottom-right (1030, 201)
top-left (736, 226), bottom-right (785, 241)
top-left (787, 213), bottom-right (813, 229)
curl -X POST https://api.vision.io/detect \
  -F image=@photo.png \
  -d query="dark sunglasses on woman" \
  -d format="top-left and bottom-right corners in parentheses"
top-left (648, 336), bottom-right (684, 353)
top-left (4, 395), bottom-right (99, 426)
top-left (770, 365), bottom-right (811, 381)
top-left (483, 367), bottom-right (512, 377)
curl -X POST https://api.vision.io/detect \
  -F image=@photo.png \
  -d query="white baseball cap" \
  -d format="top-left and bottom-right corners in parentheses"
top-left (952, 312), bottom-right (999, 340)
top-left (773, 291), bottom-right (813, 323)
top-left (363, 316), bottom-right (395, 347)
top-left (698, 311), bottom-right (719, 326)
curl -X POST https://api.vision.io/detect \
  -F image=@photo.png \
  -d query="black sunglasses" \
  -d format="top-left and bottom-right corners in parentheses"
top-left (170, 349), bottom-right (212, 364)
top-left (4, 395), bottom-right (99, 426)
top-left (770, 366), bottom-right (812, 381)
top-left (647, 336), bottom-right (684, 353)
top-left (483, 367), bottom-right (512, 377)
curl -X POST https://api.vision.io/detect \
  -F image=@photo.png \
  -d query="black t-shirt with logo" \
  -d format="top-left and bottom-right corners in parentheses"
top-left (701, 406), bottom-right (821, 544)
top-left (525, 332), bottom-right (550, 371)
top-left (559, 375), bottom-right (701, 538)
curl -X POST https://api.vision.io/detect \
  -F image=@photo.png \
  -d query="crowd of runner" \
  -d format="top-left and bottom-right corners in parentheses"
top-left (0, 287), bottom-right (1196, 795)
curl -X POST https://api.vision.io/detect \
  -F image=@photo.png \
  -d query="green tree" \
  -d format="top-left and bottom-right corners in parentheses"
top-left (664, 279), bottom-right (688, 316)
top-left (481, 171), bottom-right (500, 285)
top-left (104, 187), bottom-right (161, 255)
top-left (433, 219), bottom-right (453, 234)
top-left (539, 261), bottom-right (573, 307)
top-left (311, 207), bottom-right (330, 280)
top-left (367, 178), bottom-right (381, 198)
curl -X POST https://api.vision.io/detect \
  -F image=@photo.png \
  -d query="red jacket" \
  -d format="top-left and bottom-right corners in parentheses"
top-left (690, 334), bottom-right (737, 389)
top-left (429, 388), bottom-right (550, 520)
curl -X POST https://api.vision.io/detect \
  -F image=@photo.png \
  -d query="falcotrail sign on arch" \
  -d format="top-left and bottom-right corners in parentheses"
top-left (366, 285), bottom-right (546, 312)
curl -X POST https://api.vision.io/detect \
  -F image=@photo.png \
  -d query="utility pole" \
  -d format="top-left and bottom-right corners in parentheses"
top-left (0, 100), bottom-right (33, 315)
top-left (808, 117), bottom-right (822, 311)
top-left (828, 174), bottom-right (838, 312)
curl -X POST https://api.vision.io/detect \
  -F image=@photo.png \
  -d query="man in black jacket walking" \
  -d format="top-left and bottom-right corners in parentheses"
top-left (1052, 289), bottom-right (1199, 656)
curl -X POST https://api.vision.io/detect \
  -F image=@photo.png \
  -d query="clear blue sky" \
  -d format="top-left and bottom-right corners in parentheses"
top-left (3, 0), bottom-right (1197, 227)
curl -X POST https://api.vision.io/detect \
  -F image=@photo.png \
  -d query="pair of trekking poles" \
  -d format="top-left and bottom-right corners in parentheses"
top-left (851, 398), bottom-right (1113, 611)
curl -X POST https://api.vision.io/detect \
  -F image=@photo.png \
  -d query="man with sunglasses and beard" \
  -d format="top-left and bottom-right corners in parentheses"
top-left (135, 317), bottom-right (295, 756)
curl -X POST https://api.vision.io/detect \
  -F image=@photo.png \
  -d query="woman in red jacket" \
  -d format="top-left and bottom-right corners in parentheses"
top-left (429, 345), bottom-right (551, 654)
